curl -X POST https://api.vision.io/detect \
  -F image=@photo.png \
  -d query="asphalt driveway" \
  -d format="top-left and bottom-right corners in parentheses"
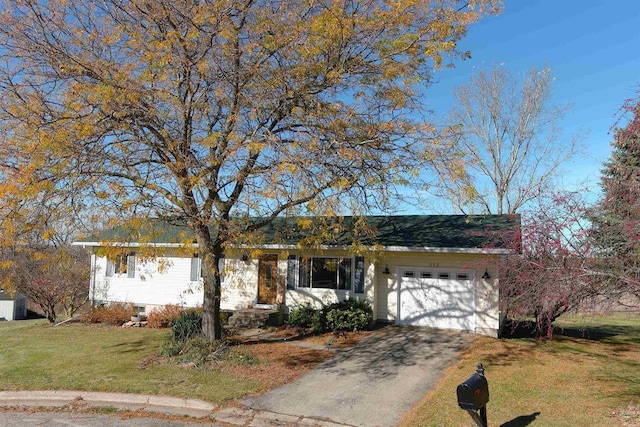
top-left (241, 325), bottom-right (475, 427)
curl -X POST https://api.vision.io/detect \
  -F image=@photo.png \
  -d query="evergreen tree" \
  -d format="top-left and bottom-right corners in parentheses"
top-left (590, 94), bottom-right (640, 297)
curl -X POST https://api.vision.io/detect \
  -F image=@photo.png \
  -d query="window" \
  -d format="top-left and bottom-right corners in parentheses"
top-left (133, 305), bottom-right (146, 315)
top-left (265, 262), bottom-right (274, 289)
top-left (457, 273), bottom-right (469, 280)
top-left (286, 255), bottom-right (298, 290)
top-left (190, 254), bottom-right (201, 281)
top-left (292, 256), bottom-right (362, 292)
top-left (190, 254), bottom-right (224, 281)
top-left (421, 272), bottom-right (433, 278)
top-left (438, 272), bottom-right (450, 279)
top-left (106, 252), bottom-right (135, 278)
top-left (404, 271), bottom-right (415, 278)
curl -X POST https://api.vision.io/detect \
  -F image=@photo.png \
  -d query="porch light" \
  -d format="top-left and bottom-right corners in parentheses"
top-left (383, 265), bottom-right (390, 274)
top-left (482, 268), bottom-right (491, 280)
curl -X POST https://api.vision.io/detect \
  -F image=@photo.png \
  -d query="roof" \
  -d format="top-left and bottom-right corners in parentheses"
top-left (0, 290), bottom-right (25, 301)
top-left (75, 215), bottom-right (520, 251)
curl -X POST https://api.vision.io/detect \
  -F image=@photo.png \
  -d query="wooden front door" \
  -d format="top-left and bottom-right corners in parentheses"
top-left (258, 255), bottom-right (278, 304)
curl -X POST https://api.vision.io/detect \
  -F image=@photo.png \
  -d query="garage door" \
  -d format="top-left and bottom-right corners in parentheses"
top-left (397, 268), bottom-right (476, 331)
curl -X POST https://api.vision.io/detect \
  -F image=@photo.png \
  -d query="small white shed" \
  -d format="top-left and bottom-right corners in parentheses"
top-left (0, 290), bottom-right (27, 321)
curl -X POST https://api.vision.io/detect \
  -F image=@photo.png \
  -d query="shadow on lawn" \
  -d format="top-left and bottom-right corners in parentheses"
top-left (501, 319), bottom-right (635, 342)
top-left (112, 338), bottom-right (155, 353)
top-left (500, 412), bottom-right (540, 427)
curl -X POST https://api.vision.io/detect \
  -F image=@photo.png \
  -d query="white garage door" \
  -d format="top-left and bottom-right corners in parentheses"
top-left (397, 268), bottom-right (476, 331)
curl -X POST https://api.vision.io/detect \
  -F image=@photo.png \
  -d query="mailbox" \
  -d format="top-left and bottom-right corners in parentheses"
top-left (456, 372), bottom-right (489, 411)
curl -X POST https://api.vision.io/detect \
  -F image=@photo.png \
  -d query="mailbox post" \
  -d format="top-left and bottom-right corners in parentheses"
top-left (456, 363), bottom-right (489, 427)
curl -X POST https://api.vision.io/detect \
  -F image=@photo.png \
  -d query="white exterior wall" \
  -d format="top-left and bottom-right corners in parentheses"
top-left (0, 293), bottom-right (27, 321)
top-left (374, 251), bottom-right (500, 337)
top-left (92, 254), bottom-right (203, 309)
top-left (0, 301), bottom-right (15, 321)
top-left (220, 257), bottom-right (259, 309)
top-left (88, 246), bottom-right (500, 336)
top-left (91, 252), bottom-right (259, 312)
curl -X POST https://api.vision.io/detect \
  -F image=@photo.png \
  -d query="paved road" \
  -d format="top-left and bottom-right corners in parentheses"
top-left (0, 411), bottom-right (210, 427)
top-left (241, 325), bottom-right (475, 427)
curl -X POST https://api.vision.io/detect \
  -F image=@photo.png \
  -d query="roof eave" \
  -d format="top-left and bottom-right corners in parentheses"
top-left (72, 241), bottom-right (511, 254)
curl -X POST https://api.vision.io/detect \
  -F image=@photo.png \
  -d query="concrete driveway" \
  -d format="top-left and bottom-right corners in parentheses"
top-left (241, 325), bottom-right (475, 427)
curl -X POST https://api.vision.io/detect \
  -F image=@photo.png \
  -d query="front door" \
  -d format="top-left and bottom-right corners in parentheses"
top-left (258, 254), bottom-right (278, 304)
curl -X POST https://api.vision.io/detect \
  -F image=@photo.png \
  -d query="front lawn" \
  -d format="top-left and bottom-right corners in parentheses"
top-left (0, 320), bottom-right (333, 403)
top-left (401, 313), bottom-right (640, 427)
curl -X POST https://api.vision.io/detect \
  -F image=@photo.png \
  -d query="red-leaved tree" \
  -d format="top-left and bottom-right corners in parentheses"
top-left (496, 191), bottom-right (601, 339)
top-left (0, 246), bottom-right (89, 322)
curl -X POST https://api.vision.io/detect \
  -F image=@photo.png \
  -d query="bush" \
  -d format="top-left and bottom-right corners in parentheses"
top-left (161, 337), bottom-right (227, 367)
top-left (147, 305), bottom-right (182, 328)
top-left (287, 299), bottom-right (373, 333)
top-left (81, 303), bottom-right (136, 325)
top-left (171, 308), bottom-right (203, 342)
top-left (324, 299), bottom-right (373, 332)
top-left (287, 303), bottom-right (324, 331)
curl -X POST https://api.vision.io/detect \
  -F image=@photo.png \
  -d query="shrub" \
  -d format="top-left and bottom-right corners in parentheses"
top-left (287, 303), bottom-right (324, 331)
top-left (161, 337), bottom-right (227, 367)
top-left (171, 308), bottom-right (203, 342)
top-left (323, 299), bottom-right (373, 332)
top-left (287, 299), bottom-right (374, 333)
top-left (147, 305), bottom-right (182, 328)
top-left (81, 303), bottom-right (136, 325)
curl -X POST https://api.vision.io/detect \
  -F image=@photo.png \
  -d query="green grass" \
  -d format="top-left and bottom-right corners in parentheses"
top-left (0, 320), bottom-right (258, 403)
top-left (402, 312), bottom-right (640, 427)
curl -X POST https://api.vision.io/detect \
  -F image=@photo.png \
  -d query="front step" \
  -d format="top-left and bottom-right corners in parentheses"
top-left (227, 309), bottom-right (282, 329)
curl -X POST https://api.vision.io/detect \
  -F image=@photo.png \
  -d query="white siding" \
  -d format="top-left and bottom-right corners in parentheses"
top-left (92, 255), bottom-right (203, 308)
top-left (221, 258), bottom-right (259, 309)
top-left (0, 300), bottom-right (16, 321)
top-left (92, 253), bottom-right (258, 311)
top-left (90, 246), bottom-right (500, 336)
top-left (0, 293), bottom-right (27, 321)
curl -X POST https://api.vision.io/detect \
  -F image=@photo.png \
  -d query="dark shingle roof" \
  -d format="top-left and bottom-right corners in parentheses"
top-left (0, 290), bottom-right (24, 301)
top-left (82, 215), bottom-right (520, 250)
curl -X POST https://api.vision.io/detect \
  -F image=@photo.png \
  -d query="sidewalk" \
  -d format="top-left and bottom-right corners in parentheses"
top-left (0, 390), bottom-right (353, 426)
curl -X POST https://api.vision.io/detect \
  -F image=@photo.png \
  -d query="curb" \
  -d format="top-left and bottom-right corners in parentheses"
top-left (0, 390), bottom-right (216, 417)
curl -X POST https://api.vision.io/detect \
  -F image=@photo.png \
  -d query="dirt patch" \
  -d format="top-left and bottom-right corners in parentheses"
top-left (616, 404), bottom-right (640, 426)
top-left (221, 330), bottom-right (373, 392)
top-left (223, 342), bottom-right (333, 391)
top-left (300, 330), bottom-right (375, 349)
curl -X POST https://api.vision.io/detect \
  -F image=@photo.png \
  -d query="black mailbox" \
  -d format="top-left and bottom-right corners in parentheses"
top-left (457, 372), bottom-right (489, 411)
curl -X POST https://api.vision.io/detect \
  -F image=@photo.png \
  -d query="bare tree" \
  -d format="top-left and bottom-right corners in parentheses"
top-left (435, 65), bottom-right (580, 214)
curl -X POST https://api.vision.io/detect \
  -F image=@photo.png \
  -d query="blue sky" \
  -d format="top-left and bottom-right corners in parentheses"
top-left (422, 0), bottom-right (640, 203)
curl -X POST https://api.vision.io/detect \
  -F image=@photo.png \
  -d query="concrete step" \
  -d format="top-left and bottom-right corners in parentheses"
top-left (228, 309), bottom-right (282, 329)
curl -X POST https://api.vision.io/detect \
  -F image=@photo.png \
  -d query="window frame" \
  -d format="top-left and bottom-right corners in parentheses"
top-left (106, 252), bottom-right (135, 278)
top-left (295, 256), bottom-right (357, 291)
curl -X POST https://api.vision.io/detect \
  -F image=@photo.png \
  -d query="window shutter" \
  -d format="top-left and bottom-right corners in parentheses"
top-left (286, 255), bottom-right (298, 290)
top-left (190, 254), bottom-right (200, 281)
top-left (127, 252), bottom-right (136, 278)
top-left (354, 256), bottom-right (365, 293)
top-left (218, 255), bottom-right (225, 283)
top-left (106, 259), bottom-right (115, 277)
top-left (298, 257), bottom-right (310, 288)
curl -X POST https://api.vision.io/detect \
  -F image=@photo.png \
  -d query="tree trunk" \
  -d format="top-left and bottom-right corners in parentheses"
top-left (196, 225), bottom-right (225, 341)
top-left (201, 250), bottom-right (223, 341)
